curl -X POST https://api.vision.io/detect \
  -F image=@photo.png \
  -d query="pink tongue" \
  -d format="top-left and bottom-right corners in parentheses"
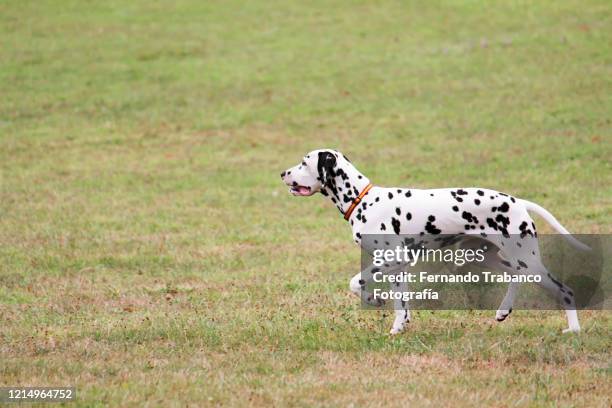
top-left (297, 186), bottom-right (310, 195)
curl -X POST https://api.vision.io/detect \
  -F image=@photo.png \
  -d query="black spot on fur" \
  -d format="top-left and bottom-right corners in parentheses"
top-left (487, 218), bottom-right (498, 230)
top-left (495, 214), bottom-right (510, 228)
top-left (380, 223), bottom-right (386, 231)
top-left (462, 211), bottom-right (476, 223)
top-left (425, 223), bottom-right (441, 234)
top-left (395, 207), bottom-right (401, 216)
top-left (406, 212), bottom-right (412, 221)
top-left (391, 218), bottom-right (401, 235)
top-left (425, 216), bottom-right (441, 234)
top-left (498, 202), bottom-right (510, 212)
top-left (388, 192), bottom-right (393, 199)
top-left (547, 273), bottom-right (563, 289)
top-left (452, 206), bottom-right (459, 212)
top-left (474, 199), bottom-right (481, 205)
top-left (405, 191), bottom-right (412, 198)
top-left (477, 190), bottom-right (484, 196)
top-left (520, 224), bottom-right (534, 238)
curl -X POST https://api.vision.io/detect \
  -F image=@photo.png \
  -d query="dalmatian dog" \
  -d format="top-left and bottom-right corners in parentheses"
top-left (281, 148), bottom-right (589, 335)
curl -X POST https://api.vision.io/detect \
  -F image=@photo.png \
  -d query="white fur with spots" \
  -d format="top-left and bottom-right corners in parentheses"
top-left (282, 149), bottom-right (587, 334)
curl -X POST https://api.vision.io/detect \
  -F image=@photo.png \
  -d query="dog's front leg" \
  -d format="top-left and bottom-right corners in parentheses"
top-left (349, 270), bottom-right (385, 307)
top-left (390, 279), bottom-right (411, 335)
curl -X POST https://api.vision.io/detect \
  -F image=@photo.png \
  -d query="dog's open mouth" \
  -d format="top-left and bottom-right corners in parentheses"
top-left (289, 185), bottom-right (313, 196)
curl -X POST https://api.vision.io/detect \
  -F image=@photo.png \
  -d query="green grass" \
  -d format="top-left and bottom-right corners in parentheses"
top-left (1, 0), bottom-right (611, 406)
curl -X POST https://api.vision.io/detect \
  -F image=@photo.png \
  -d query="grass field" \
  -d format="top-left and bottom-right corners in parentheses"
top-left (1, 0), bottom-right (611, 406)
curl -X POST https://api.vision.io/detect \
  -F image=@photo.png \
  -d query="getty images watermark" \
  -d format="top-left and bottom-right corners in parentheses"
top-left (359, 234), bottom-right (610, 310)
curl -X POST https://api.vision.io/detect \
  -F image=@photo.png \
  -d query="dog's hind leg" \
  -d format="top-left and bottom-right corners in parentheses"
top-left (535, 266), bottom-right (581, 333)
top-left (498, 241), bottom-right (580, 333)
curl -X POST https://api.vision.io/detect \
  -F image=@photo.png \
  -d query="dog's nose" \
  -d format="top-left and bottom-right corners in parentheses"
top-left (280, 171), bottom-right (286, 178)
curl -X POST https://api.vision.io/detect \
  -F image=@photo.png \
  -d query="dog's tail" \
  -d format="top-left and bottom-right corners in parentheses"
top-left (521, 199), bottom-right (591, 251)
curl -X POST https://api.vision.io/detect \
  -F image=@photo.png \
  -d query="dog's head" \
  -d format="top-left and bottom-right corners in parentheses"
top-left (280, 149), bottom-right (350, 197)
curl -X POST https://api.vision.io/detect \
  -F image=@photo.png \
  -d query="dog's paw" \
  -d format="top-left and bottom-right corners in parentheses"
top-left (389, 321), bottom-right (407, 335)
top-left (495, 308), bottom-right (512, 322)
top-left (562, 327), bottom-right (580, 334)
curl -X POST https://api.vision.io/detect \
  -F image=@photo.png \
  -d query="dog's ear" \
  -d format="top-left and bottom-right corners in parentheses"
top-left (317, 151), bottom-right (337, 188)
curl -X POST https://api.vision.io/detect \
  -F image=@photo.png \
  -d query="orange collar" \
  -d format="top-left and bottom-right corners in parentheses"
top-left (344, 183), bottom-right (373, 221)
